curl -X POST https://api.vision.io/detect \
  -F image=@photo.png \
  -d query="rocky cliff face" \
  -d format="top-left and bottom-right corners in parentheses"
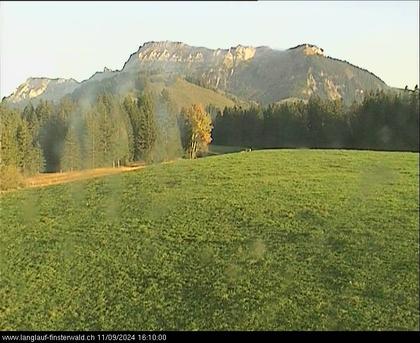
top-left (3, 41), bottom-right (390, 106)
top-left (120, 41), bottom-right (387, 104)
top-left (124, 41), bottom-right (256, 67)
top-left (289, 44), bottom-right (325, 56)
top-left (121, 41), bottom-right (258, 89)
top-left (4, 77), bottom-right (79, 104)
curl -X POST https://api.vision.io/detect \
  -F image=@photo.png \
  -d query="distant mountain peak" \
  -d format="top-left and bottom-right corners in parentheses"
top-left (289, 43), bottom-right (325, 56)
top-left (4, 41), bottom-right (390, 106)
top-left (5, 77), bottom-right (79, 103)
top-left (140, 40), bottom-right (186, 50)
top-left (122, 40), bottom-right (257, 69)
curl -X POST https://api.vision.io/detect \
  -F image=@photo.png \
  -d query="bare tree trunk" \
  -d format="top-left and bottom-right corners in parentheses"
top-left (190, 133), bottom-right (198, 159)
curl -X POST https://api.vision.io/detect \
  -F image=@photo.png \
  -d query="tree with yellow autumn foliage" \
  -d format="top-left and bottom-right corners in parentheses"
top-left (179, 104), bottom-right (213, 159)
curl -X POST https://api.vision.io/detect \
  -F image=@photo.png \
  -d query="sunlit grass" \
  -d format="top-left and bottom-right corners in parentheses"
top-left (0, 149), bottom-right (418, 330)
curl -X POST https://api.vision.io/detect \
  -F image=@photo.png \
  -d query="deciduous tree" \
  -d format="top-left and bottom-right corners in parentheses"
top-left (180, 104), bottom-right (213, 159)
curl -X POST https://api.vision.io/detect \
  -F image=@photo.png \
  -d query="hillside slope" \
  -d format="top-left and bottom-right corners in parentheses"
top-left (3, 41), bottom-right (390, 107)
top-left (0, 150), bottom-right (418, 330)
top-left (227, 45), bottom-right (389, 105)
top-left (117, 41), bottom-right (390, 105)
top-left (149, 77), bottom-right (237, 111)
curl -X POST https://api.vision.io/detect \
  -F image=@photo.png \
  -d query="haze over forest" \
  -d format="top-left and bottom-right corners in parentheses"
top-left (1, 1), bottom-right (418, 98)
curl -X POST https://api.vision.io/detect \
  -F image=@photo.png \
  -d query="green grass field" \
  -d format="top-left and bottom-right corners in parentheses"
top-left (0, 149), bottom-right (418, 330)
top-left (208, 144), bottom-right (246, 155)
top-left (149, 77), bottom-right (237, 111)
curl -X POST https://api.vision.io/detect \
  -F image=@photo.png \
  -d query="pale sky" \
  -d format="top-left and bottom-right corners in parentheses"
top-left (1, 1), bottom-right (419, 98)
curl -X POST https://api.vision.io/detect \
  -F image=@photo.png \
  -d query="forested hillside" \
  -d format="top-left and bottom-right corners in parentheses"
top-left (213, 89), bottom-right (419, 151)
top-left (1, 86), bottom-right (418, 191)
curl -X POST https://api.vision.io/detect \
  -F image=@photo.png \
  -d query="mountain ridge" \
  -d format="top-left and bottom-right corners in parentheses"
top-left (3, 41), bottom-right (390, 106)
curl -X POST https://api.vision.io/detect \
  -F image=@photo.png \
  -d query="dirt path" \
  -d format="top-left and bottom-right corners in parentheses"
top-left (25, 165), bottom-right (146, 189)
top-left (0, 160), bottom-right (178, 194)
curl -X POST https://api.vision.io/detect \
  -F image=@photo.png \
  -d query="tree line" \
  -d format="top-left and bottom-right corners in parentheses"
top-left (212, 90), bottom-right (419, 152)
top-left (0, 89), bottom-right (215, 189)
top-left (1, 87), bottom-right (418, 190)
top-left (1, 93), bottom-right (157, 173)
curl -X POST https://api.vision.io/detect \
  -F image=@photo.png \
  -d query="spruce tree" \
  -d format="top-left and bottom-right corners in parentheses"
top-left (62, 125), bottom-right (82, 171)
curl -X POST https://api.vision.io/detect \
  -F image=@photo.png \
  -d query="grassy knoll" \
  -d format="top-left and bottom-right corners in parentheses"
top-left (0, 149), bottom-right (418, 330)
top-left (149, 77), bottom-right (237, 111)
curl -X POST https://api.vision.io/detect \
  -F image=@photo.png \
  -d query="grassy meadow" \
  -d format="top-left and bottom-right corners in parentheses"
top-left (149, 77), bottom-right (237, 111)
top-left (0, 149), bottom-right (418, 330)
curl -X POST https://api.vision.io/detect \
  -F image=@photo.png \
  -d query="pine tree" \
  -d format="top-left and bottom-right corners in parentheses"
top-left (122, 97), bottom-right (135, 162)
top-left (124, 93), bottom-right (157, 162)
top-left (62, 125), bottom-right (82, 171)
top-left (138, 93), bottom-right (157, 162)
top-left (16, 119), bottom-right (42, 175)
top-left (0, 105), bottom-right (21, 168)
top-left (84, 109), bottom-right (100, 169)
top-left (124, 96), bottom-right (142, 161)
top-left (111, 100), bottom-right (130, 167)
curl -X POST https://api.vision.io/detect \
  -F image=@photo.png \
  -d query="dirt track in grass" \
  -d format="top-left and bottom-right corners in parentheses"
top-left (24, 165), bottom-right (146, 189)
